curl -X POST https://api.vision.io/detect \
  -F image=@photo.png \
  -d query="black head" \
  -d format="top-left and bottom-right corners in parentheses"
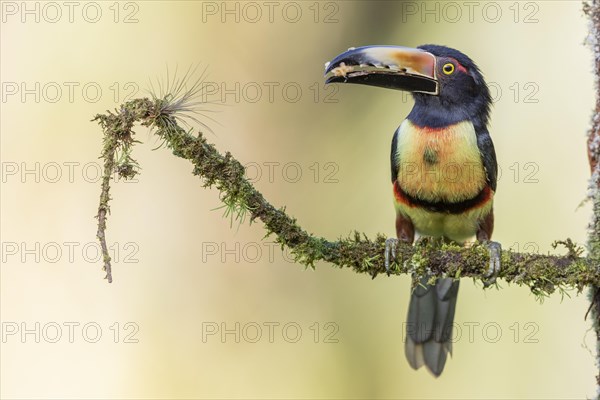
top-left (411, 44), bottom-right (492, 129)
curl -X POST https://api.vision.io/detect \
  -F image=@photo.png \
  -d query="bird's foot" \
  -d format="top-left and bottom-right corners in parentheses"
top-left (483, 241), bottom-right (501, 287)
top-left (384, 238), bottom-right (398, 276)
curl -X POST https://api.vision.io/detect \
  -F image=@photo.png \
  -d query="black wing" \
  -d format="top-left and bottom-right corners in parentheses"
top-left (390, 126), bottom-right (400, 183)
top-left (476, 129), bottom-right (497, 192)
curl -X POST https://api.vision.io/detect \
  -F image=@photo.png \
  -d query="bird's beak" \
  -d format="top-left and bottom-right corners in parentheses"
top-left (324, 46), bottom-right (438, 95)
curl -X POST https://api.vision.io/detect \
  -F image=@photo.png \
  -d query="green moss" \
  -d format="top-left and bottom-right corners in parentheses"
top-left (92, 95), bottom-right (599, 298)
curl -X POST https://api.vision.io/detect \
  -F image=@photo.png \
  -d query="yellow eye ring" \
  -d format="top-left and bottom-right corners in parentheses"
top-left (442, 63), bottom-right (455, 75)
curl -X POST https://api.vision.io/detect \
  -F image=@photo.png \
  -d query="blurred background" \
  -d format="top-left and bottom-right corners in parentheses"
top-left (1, 1), bottom-right (597, 398)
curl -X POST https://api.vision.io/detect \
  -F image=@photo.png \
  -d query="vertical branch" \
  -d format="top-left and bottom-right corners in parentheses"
top-left (584, 0), bottom-right (600, 393)
top-left (591, 198), bottom-right (600, 392)
top-left (93, 98), bottom-right (153, 283)
top-left (96, 134), bottom-right (117, 283)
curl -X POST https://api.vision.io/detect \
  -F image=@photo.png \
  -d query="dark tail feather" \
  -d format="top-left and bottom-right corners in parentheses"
top-left (404, 276), bottom-right (459, 377)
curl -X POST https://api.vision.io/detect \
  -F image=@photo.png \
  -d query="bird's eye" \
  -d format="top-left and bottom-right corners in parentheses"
top-left (442, 63), bottom-right (455, 75)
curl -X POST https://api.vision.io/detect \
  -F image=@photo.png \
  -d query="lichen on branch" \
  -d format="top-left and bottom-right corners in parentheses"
top-left (92, 93), bottom-right (598, 295)
top-left (584, 0), bottom-right (600, 391)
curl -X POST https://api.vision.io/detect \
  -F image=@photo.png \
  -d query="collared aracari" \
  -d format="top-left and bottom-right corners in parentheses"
top-left (324, 45), bottom-right (500, 377)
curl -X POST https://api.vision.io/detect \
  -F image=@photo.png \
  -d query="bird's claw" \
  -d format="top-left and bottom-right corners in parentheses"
top-left (385, 238), bottom-right (398, 276)
top-left (483, 241), bottom-right (501, 287)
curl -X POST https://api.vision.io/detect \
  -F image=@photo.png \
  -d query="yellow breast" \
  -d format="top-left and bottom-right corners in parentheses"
top-left (394, 119), bottom-right (487, 203)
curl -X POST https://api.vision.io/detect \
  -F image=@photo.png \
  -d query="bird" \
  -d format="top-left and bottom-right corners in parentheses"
top-left (324, 45), bottom-right (500, 377)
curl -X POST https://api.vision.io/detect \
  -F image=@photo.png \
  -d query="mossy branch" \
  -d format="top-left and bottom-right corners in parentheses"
top-left (584, 0), bottom-right (600, 392)
top-left (93, 96), bottom-right (599, 297)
